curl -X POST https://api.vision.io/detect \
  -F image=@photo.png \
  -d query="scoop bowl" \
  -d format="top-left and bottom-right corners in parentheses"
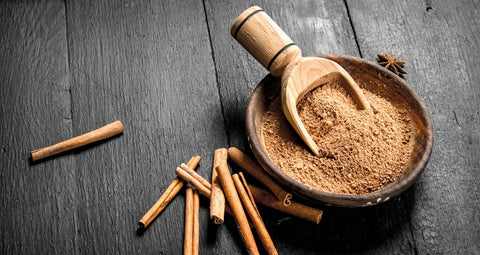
top-left (246, 54), bottom-right (433, 207)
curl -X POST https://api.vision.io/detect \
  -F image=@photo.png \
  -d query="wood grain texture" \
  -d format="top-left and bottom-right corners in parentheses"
top-left (0, 1), bottom-right (77, 254)
top-left (63, 0), bottom-right (233, 254)
top-left (0, 0), bottom-right (478, 254)
top-left (346, 0), bottom-right (480, 253)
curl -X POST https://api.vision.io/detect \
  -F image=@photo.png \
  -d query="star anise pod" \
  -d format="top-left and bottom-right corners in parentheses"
top-left (377, 53), bottom-right (407, 75)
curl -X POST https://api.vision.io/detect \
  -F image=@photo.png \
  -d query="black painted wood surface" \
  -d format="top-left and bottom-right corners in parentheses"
top-left (1, 1), bottom-right (478, 254)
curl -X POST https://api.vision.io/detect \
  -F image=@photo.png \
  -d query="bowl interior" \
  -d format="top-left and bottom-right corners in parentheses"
top-left (246, 54), bottom-right (433, 207)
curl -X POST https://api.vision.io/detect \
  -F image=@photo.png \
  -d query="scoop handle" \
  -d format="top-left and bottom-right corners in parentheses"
top-left (231, 6), bottom-right (302, 77)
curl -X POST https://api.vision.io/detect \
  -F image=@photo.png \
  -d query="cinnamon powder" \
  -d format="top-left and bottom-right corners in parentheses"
top-left (262, 78), bottom-right (415, 194)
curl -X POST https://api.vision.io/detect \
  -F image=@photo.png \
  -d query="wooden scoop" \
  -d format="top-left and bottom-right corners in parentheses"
top-left (231, 6), bottom-right (371, 157)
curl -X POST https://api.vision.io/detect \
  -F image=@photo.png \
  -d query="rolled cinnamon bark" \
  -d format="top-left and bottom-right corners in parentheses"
top-left (174, 166), bottom-right (241, 223)
top-left (31, 120), bottom-right (124, 161)
top-left (184, 188), bottom-right (194, 255)
top-left (210, 148), bottom-right (227, 224)
top-left (192, 189), bottom-right (200, 255)
top-left (175, 167), bottom-right (212, 198)
top-left (249, 185), bottom-right (323, 224)
top-left (228, 147), bottom-right (292, 206)
top-left (175, 165), bottom-right (319, 225)
top-left (215, 164), bottom-right (259, 255)
top-left (233, 173), bottom-right (277, 255)
top-left (180, 164), bottom-right (212, 190)
top-left (138, 156), bottom-right (201, 228)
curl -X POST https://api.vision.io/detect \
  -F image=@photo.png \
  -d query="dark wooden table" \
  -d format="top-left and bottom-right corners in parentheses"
top-left (1, 1), bottom-right (479, 254)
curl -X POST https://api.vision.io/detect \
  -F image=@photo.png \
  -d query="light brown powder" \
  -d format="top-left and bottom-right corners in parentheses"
top-left (262, 78), bottom-right (415, 194)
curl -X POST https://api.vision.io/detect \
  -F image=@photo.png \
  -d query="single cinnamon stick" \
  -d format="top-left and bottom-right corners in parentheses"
top-left (228, 147), bottom-right (292, 206)
top-left (184, 188), bottom-right (194, 255)
top-left (239, 173), bottom-right (260, 215)
top-left (175, 167), bottom-right (212, 198)
top-left (30, 120), bottom-right (124, 161)
top-left (210, 148), bottom-right (227, 224)
top-left (139, 156), bottom-right (201, 228)
top-left (233, 173), bottom-right (277, 255)
top-left (215, 164), bottom-right (259, 255)
top-left (180, 164), bottom-right (212, 190)
top-left (248, 185), bottom-right (323, 224)
top-left (192, 189), bottom-right (200, 255)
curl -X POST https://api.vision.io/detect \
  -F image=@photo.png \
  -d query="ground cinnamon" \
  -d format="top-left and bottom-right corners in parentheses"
top-left (262, 78), bottom-right (415, 194)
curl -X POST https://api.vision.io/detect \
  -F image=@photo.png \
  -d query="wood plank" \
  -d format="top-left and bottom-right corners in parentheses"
top-left (1, 1), bottom-right (477, 254)
top-left (0, 1), bottom-right (77, 254)
top-left (346, 0), bottom-right (480, 253)
top-left (204, 1), bottom-right (417, 254)
top-left (64, 0), bottom-right (232, 254)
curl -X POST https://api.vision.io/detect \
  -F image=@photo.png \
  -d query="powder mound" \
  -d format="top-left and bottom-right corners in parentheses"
top-left (262, 79), bottom-right (415, 195)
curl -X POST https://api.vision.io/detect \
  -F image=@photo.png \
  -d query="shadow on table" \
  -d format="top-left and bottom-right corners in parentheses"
top-left (262, 185), bottom-right (418, 254)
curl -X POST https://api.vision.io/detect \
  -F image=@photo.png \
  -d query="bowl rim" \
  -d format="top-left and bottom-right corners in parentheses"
top-left (246, 54), bottom-right (434, 207)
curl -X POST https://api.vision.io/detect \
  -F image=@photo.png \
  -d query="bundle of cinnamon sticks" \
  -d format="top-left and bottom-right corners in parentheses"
top-left (138, 147), bottom-right (323, 255)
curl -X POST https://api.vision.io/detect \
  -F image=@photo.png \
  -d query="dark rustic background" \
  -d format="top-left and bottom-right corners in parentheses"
top-left (1, 0), bottom-right (479, 254)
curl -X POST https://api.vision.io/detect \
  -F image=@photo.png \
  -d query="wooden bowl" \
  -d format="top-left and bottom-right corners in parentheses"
top-left (246, 54), bottom-right (433, 207)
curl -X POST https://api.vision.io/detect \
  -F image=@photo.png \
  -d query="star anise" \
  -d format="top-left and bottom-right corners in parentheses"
top-left (377, 53), bottom-right (407, 75)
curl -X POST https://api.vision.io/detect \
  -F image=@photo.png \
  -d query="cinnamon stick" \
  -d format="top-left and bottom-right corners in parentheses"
top-left (175, 167), bottom-right (211, 198)
top-left (175, 161), bottom-right (321, 225)
top-left (239, 173), bottom-right (260, 216)
top-left (192, 189), bottom-right (200, 255)
top-left (175, 165), bottom-right (238, 219)
top-left (30, 120), bottom-right (124, 161)
top-left (139, 156), bottom-right (201, 228)
top-left (233, 173), bottom-right (277, 255)
top-left (184, 188), bottom-right (194, 255)
top-left (215, 164), bottom-right (259, 255)
top-left (248, 185), bottom-right (323, 224)
top-left (180, 163), bottom-right (212, 190)
top-left (228, 147), bottom-right (292, 206)
top-left (210, 148), bottom-right (227, 224)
